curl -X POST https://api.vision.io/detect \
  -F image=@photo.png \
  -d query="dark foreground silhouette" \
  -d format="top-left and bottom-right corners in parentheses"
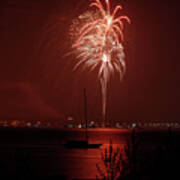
top-left (0, 127), bottom-right (179, 179)
top-left (96, 128), bottom-right (180, 180)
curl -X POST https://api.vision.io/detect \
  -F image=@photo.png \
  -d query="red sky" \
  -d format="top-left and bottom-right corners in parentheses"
top-left (0, 0), bottom-right (180, 124)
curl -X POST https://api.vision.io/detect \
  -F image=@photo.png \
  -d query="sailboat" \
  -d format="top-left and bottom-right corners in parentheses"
top-left (64, 89), bottom-right (102, 149)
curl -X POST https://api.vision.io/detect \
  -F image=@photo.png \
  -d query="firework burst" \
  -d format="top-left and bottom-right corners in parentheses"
top-left (70, 0), bottom-right (130, 124)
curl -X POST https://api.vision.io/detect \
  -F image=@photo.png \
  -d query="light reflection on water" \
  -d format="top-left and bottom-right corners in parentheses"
top-left (36, 128), bottom-right (178, 179)
top-left (0, 128), bottom-right (177, 179)
top-left (56, 129), bottom-right (128, 179)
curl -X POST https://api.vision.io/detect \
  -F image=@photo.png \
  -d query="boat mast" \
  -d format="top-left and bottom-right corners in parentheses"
top-left (84, 88), bottom-right (88, 142)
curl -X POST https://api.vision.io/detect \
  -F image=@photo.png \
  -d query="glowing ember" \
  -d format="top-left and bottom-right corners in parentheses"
top-left (70, 0), bottom-right (130, 124)
top-left (102, 54), bottom-right (109, 63)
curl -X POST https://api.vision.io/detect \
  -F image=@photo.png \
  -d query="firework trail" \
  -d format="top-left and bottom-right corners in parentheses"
top-left (70, 0), bottom-right (130, 124)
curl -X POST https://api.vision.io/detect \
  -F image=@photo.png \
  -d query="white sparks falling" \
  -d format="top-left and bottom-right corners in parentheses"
top-left (70, 0), bottom-right (130, 123)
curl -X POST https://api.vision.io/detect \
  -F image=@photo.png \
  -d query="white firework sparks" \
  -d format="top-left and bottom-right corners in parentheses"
top-left (70, 0), bottom-right (130, 123)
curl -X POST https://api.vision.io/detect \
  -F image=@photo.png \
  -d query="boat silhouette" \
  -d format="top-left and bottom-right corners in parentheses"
top-left (65, 89), bottom-right (102, 149)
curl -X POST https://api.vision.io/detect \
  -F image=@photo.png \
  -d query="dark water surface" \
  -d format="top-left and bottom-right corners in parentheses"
top-left (0, 128), bottom-right (179, 179)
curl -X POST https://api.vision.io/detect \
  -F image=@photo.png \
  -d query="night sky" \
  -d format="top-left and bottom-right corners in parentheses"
top-left (0, 0), bottom-right (180, 124)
